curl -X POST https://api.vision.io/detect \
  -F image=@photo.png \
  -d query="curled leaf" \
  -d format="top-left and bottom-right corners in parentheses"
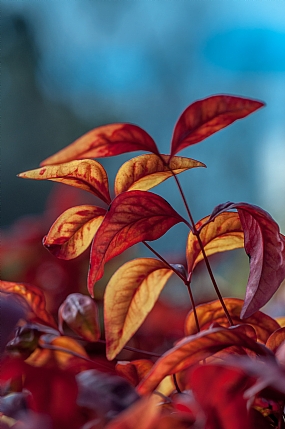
top-left (104, 258), bottom-right (173, 360)
top-left (43, 205), bottom-right (106, 259)
top-left (116, 360), bottom-right (154, 386)
top-left (171, 95), bottom-right (264, 156)
top-left (266, 327), bottom-right (285, 354)
top-left (18, 159), bottom-right (111, 204)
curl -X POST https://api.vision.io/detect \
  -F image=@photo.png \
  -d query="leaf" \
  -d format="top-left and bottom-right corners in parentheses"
top-left (88, 191), bottom-right (187, 295)
top-left (104, 258), bottom-right (173, 360)
top-left (170, 95), bottom-right (264, 156)
top-left (114, 154), bottom-right (205, 195)
top-left (210, 202), bottom-right (285, 318)
top-left (116, 359), bottom-right (154, 386)
top-left (18, 159), bottom-right (111, 204)
top-left (58, 293), bottom-right (100, 342)
top-left (40, 123), bottom-right (159, 165)
top-left (186, 212), bottom-right (244, 274)
top-left (266, 327), bottom-right (285, 353)
top-left (184, 298), bottom-right (280, 344)
top-left (43, 205), bottom-right (106, 259)
top-left (137, 326), bottom-right (273, 395)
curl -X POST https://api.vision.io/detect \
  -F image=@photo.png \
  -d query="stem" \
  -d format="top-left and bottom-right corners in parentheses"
top-left (173, 374), bottom-right (182, 393)
top-left (186, 283), bottom-right (200, 333)
top-left (97, 339), bottom-right (161, 358)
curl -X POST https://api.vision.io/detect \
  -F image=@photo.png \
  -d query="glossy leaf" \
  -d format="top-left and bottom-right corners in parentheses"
top-left (104, 258), bottom-right (173, 360)
top-left (210, 202), bottom-right (285, 318)
top-left (58, 293), bottom-right (100, 342)
top-left (170, 95), bottom-right (264, 156)
top-left (88, 191), bottom-right (187, 295)
top-left (40, 123), bottom-right (159, 165)
top-left (184, 298), bottom-right (280, 344)
top-left (137, 326), bottom-right (272, 395)
top-left (43, 205), bottom-right (106, 259)
top-left (116, 359), bottom-right (154, 386)
top-left (114, 154), bottom-right (205, 195)
top-left (186, 212), bottom-right (244, 274)
top-left (18, 159), bottom-right (111, 204)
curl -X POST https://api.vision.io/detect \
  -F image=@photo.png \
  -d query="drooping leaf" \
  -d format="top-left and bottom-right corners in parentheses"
top-left (137, 326), bottom-right (273, 395)
top-left (210, 202), bottom-right (285, 318)
top-left (40, 123), bottom-right (159, 165)
top-left (18, 159), bottom-right (111, 204)
top-left (116, 359), bottom-right (154, 386)
top-left (58, 293), bottom-right (100, 342)
top-left (186, 212), bottom-right (244, 275)
top-left (114, 154), bottom-right (205, 195)
top-left (88, 191), bottom-right (187, 295)
top-left (104, 258), bottom-right (173, 360)
top-left (170, 95), bottom-right (264, 156)
top-left (43, 205), bottom-right (106, 259)
top-left (184, 298), bottom-right (280, 344)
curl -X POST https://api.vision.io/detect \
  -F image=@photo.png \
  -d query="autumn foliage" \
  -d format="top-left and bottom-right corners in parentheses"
top-left (1, 95), bottom-right (285, 428)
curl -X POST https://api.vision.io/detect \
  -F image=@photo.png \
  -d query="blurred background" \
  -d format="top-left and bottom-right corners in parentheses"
top-left (2, 0), bottom-right (285, 315)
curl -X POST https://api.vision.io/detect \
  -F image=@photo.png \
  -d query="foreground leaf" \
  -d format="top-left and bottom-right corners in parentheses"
top-left (170, 95), bottom-right (264, 156)
top-left (88, 191), bottom-right (187, 295)
top-left (18, 159), bottom-right (111, 204)
top-left (210, 202), bottom-right (285, 318)
top-left (43, 205), bottom-right (106, 259)
top-left (114, 154), bottom-right (205, 195)
top-left (40, 123), bottom-right (159, 165)
top-left (104, 258), bottom-right (173, 360)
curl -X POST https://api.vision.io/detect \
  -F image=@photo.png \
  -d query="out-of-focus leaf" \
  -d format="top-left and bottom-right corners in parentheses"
top-left (186, 212), bottom-right (244, 275)
top-left (104, 258), bottom-right (173, 360)
top-left (18, 160), bottom-right (111, 204)
top-left (40, 124), bottom-right (159, 165)
top-left (115, 360), bottom-right (154, 387)
top-left (137, 326), bottom-right (273, 395)
top-left (0, 281), bottom-right (56, 328)
top-left (266, 327), bottom-right (285, 353)
top-left (275, 316), bottom-right (285, 327)
top-left (210, 202), bottom-right (285, 318)
top-left (170, 95), bottom-right (264, 156)
top-left (114, 154), bottom-right (205, 195)
top-left (43, 205), bottom-right (106, 260)
top-left (59, 293), bottom-right (100, 342)
top-left (0, 295), bottom-right (25, 355)
top-left (184, 298), bottom-right (280, 344)
top-left (88, 191), bottom-right (186, 295)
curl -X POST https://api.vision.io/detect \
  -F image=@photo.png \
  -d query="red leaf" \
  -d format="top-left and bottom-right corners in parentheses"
top-left (170, 95), bottom-right (264, 156)
top-left (40, 124), bottom-right (159, 165)
top-left (210, 202), bottom-right (285, 318)
top-left (87, 191), bottom-right (186, 296)
top-left (116, 360), bottom-right (154, 386)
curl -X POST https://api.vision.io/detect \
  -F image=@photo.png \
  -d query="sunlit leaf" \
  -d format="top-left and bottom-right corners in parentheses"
top-left (170, 95), bottom-right (264, 156)
top-left (114, 154), bottom-right (205, 195)
top-left (116, 359), bottom-right (154, 386)
top-left (186, 212), bottom-right (244, 275)
top-left (137, 326), bottom-right (273, 395)
top-left (43, 205), bottom-right (106, 260)
top-left (18, 159), bottom-right (111, 204)
top-left (266, 327), bottom-right (285, 353)
top-left (104, 258), bottom-right (173, 360)
top-left (184, 298), bottom-right (280, 344)
top-left (88, 191), bottom-right (187, 295)
top-left (210, 202), bottom-right (285, 318)
top-left (40, 123), bottom-right (159, 165)
top-left (276, 316), bottom-right (285, 327)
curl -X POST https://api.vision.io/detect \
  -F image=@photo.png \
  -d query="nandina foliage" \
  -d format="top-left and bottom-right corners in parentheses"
top-left (2, 94), bottom-right (285, 429)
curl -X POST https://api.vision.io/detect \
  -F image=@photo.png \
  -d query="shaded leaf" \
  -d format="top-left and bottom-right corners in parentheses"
top-left (186, 212), bottom-right (244, 274)
top-left (184, 298), bottom-right (280, 344)
top-left (58, 293), bottom-right (100, 342)
top-left (115, 359), bottom-right (154, 386)
top-left (114, 154), bottom-right (205, 195)
top-left (40, 123), bottom-right (159, 165)
top-left (171, 95), bottom-right (264, 156)
top-left (266, 327), bottom-right (285, 353)
top-left (18, 159), bottom-right (111, 204)
top-left (43, 205), bottom-right (106, 259)
top-left (88, 191), bottom-right (187, 295)
top-left (104, 258), bottom-right (173, 360)
top-left (210, 202), bottom-right (285, 318)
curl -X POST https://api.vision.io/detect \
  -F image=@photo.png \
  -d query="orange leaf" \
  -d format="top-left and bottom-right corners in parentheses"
top-left (137, 326), bottom-right (272, 395)
top-left (114, 154), bottom-right (205, 195)
top-left (186, 212), bottom-right (244, 274)
top-left (43, 205), bottom-right (106, 259)
top-left (40, 123), bottom-right (159, 165)
top-left (184, 298), bottom-right (280, 344)
top-left (88, 191), bottom-right (187, 295)
top-left (18, 159), bottom-right (111, 204)
top-left (170, 95), bottom-right (264, 156)
top-left (266, 327), bottom-right (285, 353)
top-left (116, 359), bottom-right (154, 386)
top-left (104, 258), bottom-right (173, 360)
